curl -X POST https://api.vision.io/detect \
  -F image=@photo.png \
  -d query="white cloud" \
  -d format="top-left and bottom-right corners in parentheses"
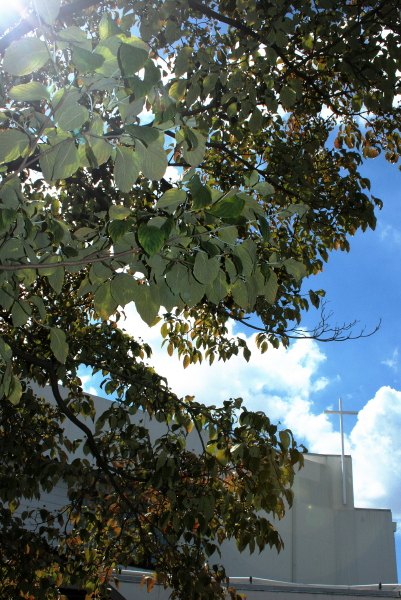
top-left (379, 223), bottom-right (401, 244)
top-left (120, 304), bottom-right (328, 411)
top-left (164, 166), bottom-right (181, 182)
top-left (81, 306), bottom-right (401, 528)
top-left (382, 348), bottom-right (399, 371)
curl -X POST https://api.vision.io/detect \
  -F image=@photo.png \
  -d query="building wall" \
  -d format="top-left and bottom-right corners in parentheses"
top-left (213, 455), bottom-right (397, 585)
top-left (16, 385), bottom-right (398, 586)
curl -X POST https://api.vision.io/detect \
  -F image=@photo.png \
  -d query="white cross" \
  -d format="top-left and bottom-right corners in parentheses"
top-left (324, 398), bottom-right (359, 505)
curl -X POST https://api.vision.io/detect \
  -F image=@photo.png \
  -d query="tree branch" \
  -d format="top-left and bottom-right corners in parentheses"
top-left (0, 247), bottom-right (141, 272)
top-left (0, 0), bottom-right (102, 55)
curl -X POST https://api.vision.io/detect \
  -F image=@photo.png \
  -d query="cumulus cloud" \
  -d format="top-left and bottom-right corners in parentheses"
top-left (80, 306), bottom-right (401, 528)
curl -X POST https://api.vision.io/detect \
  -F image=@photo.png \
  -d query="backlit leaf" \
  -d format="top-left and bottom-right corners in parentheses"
top-left (109, 205), bottom-right (131, 220)
top-left (3, 39), bottom-right (49, 76)
top-left (94, 281), bottom-right (118, 319)
top-left (8, 378), bottom-right (22, 405)
top-left (183, 129), bottom-right (206, 167)
top-left (114, 147), bottom-right (140, 192)
top-left (52, 139), bottom-right (79, 180)
top-left (207, 195), bottom-right (245, 219)
top-left (35, 0), bottom-right (61, 24)
top-left (50, 328), bottom-right (69, 364)
top-left (9, 82), bottom-right (50, 102)
top-left (58, 27), bottom-right (88, 43)
top-left (175, 46), bottom-right (192, 77)
top-left (57, 105), bottom-right (89, 132)
top-left (72, 45), bottom-right (105, 73)
top-left (126, 124), bottom-right (160, 146)
top-left (0, 130), bottom-right (30, 164)
top-left (118, 43), bottom-right (148, 77)
top-left (135, 284), bottom-right (159, 326)
top-left (189, 175), bottom-right (212, 210)
top-left (156, 188), bottom-right (187, 211)
top-left (141, 141), bottom-right (168, 181)
top-left (169, 79), bottom-right (187, 101)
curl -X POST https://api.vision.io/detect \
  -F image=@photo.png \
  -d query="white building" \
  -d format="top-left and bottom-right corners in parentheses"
top-left (17, 387), bottom-right (398, 599)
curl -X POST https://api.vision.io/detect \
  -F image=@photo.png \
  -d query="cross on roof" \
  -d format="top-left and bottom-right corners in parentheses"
top-left (324, 398), bottom-right (359, 505)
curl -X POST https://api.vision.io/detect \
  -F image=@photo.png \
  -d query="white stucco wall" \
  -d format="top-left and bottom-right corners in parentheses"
top-left (15, 385), bottom-right (398, 587)
top-left (212, 454), bottom-right (397, 585)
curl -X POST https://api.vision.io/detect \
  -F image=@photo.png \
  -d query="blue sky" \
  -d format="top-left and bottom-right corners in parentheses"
top-left (81, 152), bottom-right (401, 580)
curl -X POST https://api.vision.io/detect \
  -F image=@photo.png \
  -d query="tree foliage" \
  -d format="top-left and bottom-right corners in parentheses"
top-left (0, 0), bottom-right (400, 597)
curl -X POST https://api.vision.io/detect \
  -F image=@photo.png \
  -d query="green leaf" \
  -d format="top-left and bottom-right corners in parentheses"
top-left (138, 223), bottom-right (165, 256)
top-left (109, 205), bottom-right (131, 220)
top-left (111, 273), bottom-right (138, 306)
top-left (58, 27), bottom-right (88, 43)
top-left (166, 263), bottom-right (187, 294)
top-left (30, 296), bottom-right (47, 321)
top-left (279, 430), bottom-right (291, 450)
top-left (114, 146), bottom-right (140, 192)
top-left (52, 139), bottom-right (79, 180)
top-left (175, 46), bottom-right (192, 77)
top-left (213, 270), bottom-right (230, 302)
top-left (207, 195), bottom-right (245, 219)
top-left (0, 208), bottom-right (17, 229)
top-left (94, 281), bottom-right (118, 319)
top-left (99, 14), bottom-right (122, 40)
top-left (141, 141), bottom-right (168, 181)
top-left (118, 43), bottom-right (149, 76)
top-left (216, 448), bottom-right (229, 467)
top-left (47, 267), bottom-right (64, 294)
top-left (126, 124), bottom-right (160, 146)
top-left (280, 203), bottom-right (309, 218)
top-left (257, 215), bottom-right (271, 243)
top-left (254, 181), bottom-right (274, 196)
top-left (283, 258), bottom-right (307, 282)
top-left (8, 378), bottom-right (22, 405)
top-left (0, 130), bottom-right (30, 164)
top-left (57, 105), bottom-right (89, 131)
top-left (189, 175), bottom-right (212, 210)
top-left (50, 328), bottom-right (69, 364)
top-left (87, 118), bottom-right (112, 167)
top-left (12, 300), bottom-right (31, 327)
top-left (0, 338), bottom-right (12, 360)
top-left (39, 144), bottom-right (56, 184)
top-left (232, 246), bottom-right (253, 277)
top-left (35, 0), bottom-right (61, 24)
top-left (264, 270), bottom-right (278, 304)
top-left (169, 79), bottom-right (187, 101)
top-left (156, 188), bottom-right (187, 211)
top-left (72, 45), bottom-right (105, 73)
top-left (3, 38), bottom-right (49, 76)
top-left (135, 284), bottom-right (159, 326)
top-left (248, 107), bottom-right (264, 133)
top-left (280, 86), bottom-right (297, 109)
top-left (182, 129), bottom-right (206, 167)
top-left (193, 253), bottom-right (220, 285)
top-left (180, 273), bottom-right (205, 307)
top-left (9, 82), bottom-right (50, 102)
top-left (231, 279), bottom-right (248, 309)
top-left (109, 220), bottom-right (131, 242)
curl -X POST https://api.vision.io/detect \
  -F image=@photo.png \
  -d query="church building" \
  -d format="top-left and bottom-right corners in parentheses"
top-left (17, 387), bottom-right (399, 599)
